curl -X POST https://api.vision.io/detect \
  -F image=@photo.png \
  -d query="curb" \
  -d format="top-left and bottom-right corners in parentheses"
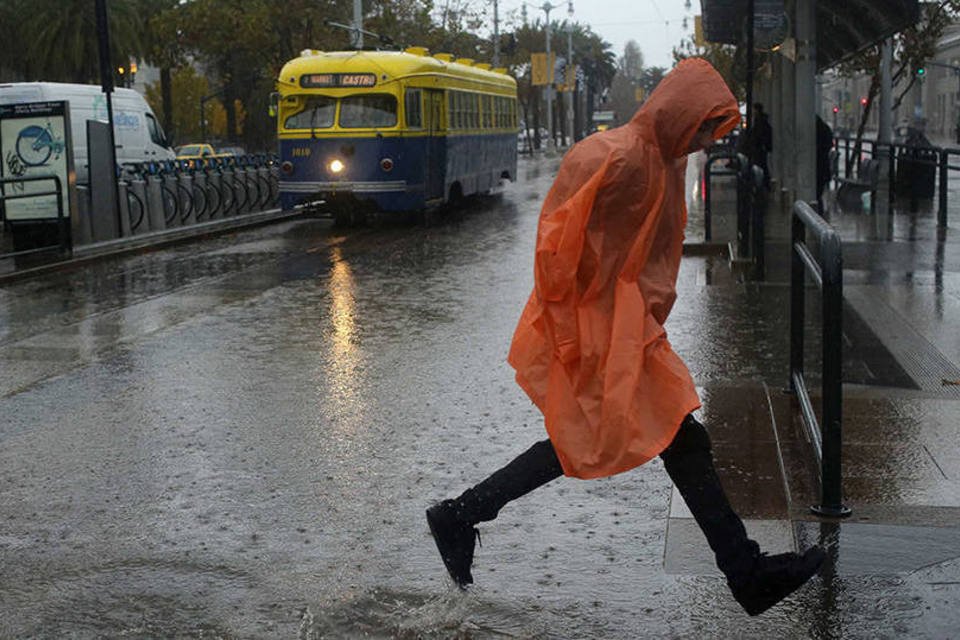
top-left (0, 208), bottom-right (306, 285)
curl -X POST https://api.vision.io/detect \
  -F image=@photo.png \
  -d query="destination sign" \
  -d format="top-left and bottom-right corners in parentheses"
top-left (300, 73), bottom-right (377, 88)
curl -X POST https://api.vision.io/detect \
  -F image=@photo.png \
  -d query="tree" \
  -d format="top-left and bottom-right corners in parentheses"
top-left (837, 0), bottom-right (960, 173)
top-left (673, 35), bottom-right (741, 100)
top-left (619, 40), bottom-right (644, 80)
top-left (497, 15), bottom-right (615, 145)
top-left (609, 40), bottom-right (646, 124)
top-left (137, 0), bottom-right (184, 136)
top-left (9, 0), bottom-right (144, 83)
top-left (639, 66), bottom-right (667, 96)
top-left (144, 65), bottom-right (228, 145)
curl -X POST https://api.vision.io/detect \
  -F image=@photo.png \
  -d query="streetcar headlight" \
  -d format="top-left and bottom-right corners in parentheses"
top-left (328, 158), bottom-right (345, 174)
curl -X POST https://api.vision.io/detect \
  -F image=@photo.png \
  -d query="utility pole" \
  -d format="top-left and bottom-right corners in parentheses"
top-left (566, 2), bottom-right (574, 146)
top-left (542, 2), bottom-right (555, 152)
top-left (353, 0), bottom-right (363, 49)
top-left (493, 0), bottom-right (500, 67)
top-left (94, 0), bottom-right (121, 237)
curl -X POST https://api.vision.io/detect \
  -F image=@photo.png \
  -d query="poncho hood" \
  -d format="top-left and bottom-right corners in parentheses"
top-left (632, 57), bottom-right (740, 159)
top-left (508, 58), bottom-right (739, 479)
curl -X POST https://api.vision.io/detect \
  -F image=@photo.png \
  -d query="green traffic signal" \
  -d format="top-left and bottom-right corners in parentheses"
top-left (917, 66), bottom-right (926, 77)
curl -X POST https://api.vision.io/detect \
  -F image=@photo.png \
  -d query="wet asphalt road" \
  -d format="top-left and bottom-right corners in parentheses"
top-left (2, 155), bottom-right (958, 639)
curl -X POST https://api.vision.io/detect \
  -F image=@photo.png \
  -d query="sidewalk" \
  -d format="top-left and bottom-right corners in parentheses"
top-left (671, 152), bottom-right (960, 630)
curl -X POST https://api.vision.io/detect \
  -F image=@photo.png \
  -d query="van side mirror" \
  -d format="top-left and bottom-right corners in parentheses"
top-left (268, 91), bottom-right (279, 118)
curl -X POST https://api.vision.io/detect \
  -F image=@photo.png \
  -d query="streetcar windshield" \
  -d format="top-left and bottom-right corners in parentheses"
top-left (339, 94), bottom-right (397, 128)
top-left (284, 96), bottom-right (336, 130)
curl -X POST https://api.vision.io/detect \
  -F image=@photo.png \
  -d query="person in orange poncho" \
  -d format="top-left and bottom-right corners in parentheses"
top-left (427, 59), bottom-right (824, 616)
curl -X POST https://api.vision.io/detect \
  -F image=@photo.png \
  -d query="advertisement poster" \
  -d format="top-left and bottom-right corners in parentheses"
top-left (0, 100), bottom-right (74, 221)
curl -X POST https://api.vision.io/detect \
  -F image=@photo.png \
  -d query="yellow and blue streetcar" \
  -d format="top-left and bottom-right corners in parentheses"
top-left (274, 47), bottom-right (519, 222)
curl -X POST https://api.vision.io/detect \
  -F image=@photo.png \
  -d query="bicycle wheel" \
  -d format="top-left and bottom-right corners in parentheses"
top-left (16, 126), bottom-right (53, 166)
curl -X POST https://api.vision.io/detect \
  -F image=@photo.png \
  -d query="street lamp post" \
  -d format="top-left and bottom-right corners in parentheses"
top-left (493, 0), bottom-right (500, 68)
top-left (566, 1), bottom-right (574, 144)
top-left (541, 2), bottom-right (555, 152)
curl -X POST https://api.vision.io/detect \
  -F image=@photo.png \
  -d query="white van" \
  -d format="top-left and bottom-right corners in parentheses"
top-left (0, 82), bottom-right (175, 183)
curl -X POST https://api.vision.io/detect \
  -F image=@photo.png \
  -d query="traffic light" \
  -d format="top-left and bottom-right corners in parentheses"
top-left (832, 105), bottom-right (839, 114)
top-left (916, 65), bottom-right (926, 77)
top-left (860, 96), bottom-right (868, 106)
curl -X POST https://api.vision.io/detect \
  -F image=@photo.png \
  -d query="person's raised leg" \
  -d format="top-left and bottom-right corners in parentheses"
top-left (427, 439), bottom-right (564, 587)
top-left (660, 414), bottom-right (825, 615)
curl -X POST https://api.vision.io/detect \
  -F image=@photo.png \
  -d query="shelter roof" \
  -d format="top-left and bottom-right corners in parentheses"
top-left (699, 0), bottom-right (920, 70)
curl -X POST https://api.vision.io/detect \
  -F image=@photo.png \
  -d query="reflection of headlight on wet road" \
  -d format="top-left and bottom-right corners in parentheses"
top-left (328, 159), bottom-right (345, 174)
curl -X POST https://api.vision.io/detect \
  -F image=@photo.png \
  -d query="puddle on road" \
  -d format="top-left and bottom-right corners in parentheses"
top-left (300, 587), bottom-right (554, 639)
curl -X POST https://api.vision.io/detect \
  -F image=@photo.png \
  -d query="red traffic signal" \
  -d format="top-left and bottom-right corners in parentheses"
top-left (832, 105), bottom-right (839, 113)
top-left (860, 97), bottom-right (868, 106)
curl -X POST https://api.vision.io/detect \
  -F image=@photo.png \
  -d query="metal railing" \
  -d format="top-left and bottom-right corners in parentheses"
top-left (833, 135), bottom-right (956, 227)
top-left (0, 174), bottom-right (71, 261)
top-left (704, 152), bottom-right (743, 242)
top-left (790, 200), bottom-right (850, 518)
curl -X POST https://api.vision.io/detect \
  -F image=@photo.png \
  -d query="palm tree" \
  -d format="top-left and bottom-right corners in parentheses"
top-left (27, 0), bottom-right (143, 83)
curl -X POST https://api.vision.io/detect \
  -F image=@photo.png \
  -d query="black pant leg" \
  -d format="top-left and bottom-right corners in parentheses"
top-left (660, 414), bottom-right (759, 580)
top-left (454, 439), bottom-right (564, 524)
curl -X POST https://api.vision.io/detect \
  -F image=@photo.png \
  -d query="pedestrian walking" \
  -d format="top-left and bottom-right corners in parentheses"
top-left (739, 102), bottom-right (773, 189)
top-left (427, 58), bottom-right (824, 617)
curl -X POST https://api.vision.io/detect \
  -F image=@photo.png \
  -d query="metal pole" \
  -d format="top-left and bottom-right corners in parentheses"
top-left (876, 38), bottom-right (893, 215)
top-left (705, 160), bottom-right (714, 241)
top-left (200, 98), bottom-right (206, 142)
top-left (746, 0), bottom-right (754, 134)
top-left (566, 11), bottom-right (574, 147)
top-left (493, 0), bottom-right (500, 67)
top-left (95, 0), bottom-right (122, 238)
top-left (795, 0), bottom-right (817, 202)
top-left (817, 230), bottom-right (847, 516)
top-left (353, 0), bottom-right (363, 49)
top-left (939, 149), bottom-right (949, 227)
top-left (543, 2), bottom-right (555, 153)
top-left (789, 210), bottom-right (804, 393)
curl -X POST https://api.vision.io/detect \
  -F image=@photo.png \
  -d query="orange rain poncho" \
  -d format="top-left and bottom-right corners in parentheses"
top-left (508, 58), bottom-right (740, 479)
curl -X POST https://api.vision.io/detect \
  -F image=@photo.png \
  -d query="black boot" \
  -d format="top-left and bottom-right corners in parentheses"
top-left (661, 415), bottom-right (824, 615)
top-left (730, 547), bottom-right (826, 616)
top-left (426, 439), bottom-right (563, 588)
top-left (426, 499), bottom-right (481, 588)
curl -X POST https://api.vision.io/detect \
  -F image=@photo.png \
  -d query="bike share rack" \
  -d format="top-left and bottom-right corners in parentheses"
top-left (0, 174), bottom-right (70, 259)
top-left (112, 154), bottom-right (280, 237)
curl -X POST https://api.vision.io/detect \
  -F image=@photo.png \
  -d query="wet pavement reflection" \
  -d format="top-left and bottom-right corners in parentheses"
top-left (1, 154), bottom-right (959, 637)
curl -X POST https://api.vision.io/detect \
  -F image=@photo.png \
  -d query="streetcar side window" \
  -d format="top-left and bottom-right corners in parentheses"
top-left (453, 92), bottom-right (462, 130)
top-left (469, 93), bottom-right (478, 129)
top-left (284, 96), bottom-right (336, 130)
top-left (340, 94), bottom-right (398, 128)
top-left (482, 95), bottom-right (493, 129)
top-left (455, 91), bottom-right (465, 130)
top-left (405, 89), bottom-right (422, 128)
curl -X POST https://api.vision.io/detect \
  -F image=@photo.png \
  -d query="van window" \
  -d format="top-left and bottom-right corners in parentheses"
top-left (285, 96), bottom-right (336, 129)
top-left (339, 94), bottom-right (397, 128)
top-left (145, 112), bottom-right (166, 146)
